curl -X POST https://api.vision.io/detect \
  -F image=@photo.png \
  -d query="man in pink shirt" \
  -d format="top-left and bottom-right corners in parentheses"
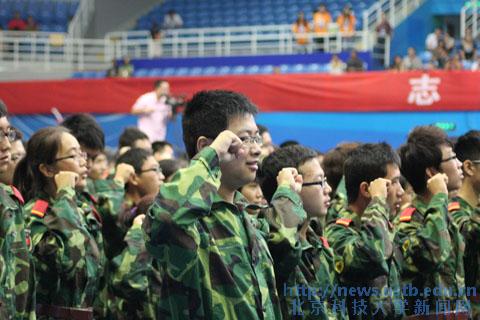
top-left (131, 80), bottom-right (172, 142)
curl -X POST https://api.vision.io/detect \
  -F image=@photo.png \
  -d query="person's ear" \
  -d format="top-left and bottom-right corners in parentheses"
top-left (39, 164), bottom-right (55, 178)
top-left (130, 173), bottom-right (140, 187)
top-left (359, 181), bottom-right (370, 199)
top-left (462, 160), bottom-right (473, 177)
top-left (196, 136), bottom-right (211, 154)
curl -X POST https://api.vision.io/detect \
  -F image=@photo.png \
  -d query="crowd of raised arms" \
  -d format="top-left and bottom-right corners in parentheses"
top-left (0, 90), bottom-right (479, 320)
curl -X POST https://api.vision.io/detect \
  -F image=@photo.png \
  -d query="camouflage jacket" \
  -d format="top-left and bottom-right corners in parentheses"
top-left (326, 197), bottom-right (404, 319)
top-left (394, 194), bottom-right (466, 314)
top-left (144, 147), bottom-right (306, 319)
top-left (0, 184), bottom-right (35, 320)
top-left (277, 219), bottom-right (348, 320)
top-left (109, 222), bottom-right (162, 319)
top-left (449, 196), bottom-right (480, 316)
top-left (26, 187), bottom-right (103, 311)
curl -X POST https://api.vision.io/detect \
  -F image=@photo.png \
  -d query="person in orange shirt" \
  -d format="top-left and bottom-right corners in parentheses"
top-left (337, 5), bottom-right (356, 37)
top-left (292, 11), bottom-right (311, 53)
top-left (312, 4), bottom-right (332, 51)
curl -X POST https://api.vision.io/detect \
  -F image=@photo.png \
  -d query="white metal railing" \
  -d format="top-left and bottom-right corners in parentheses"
top-left (68, 0), bottom-right (95, 38)
top-left (0, 25), bottom-right (389, 71)
top-left (461, 1), bottom-right (479, 38)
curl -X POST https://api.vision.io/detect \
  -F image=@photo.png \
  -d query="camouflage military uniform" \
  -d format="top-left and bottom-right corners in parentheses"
top-left (144, 147), bottom-right (306, 319)
top-left (275, 219), bottom-right (347, 320)
top-left (109, 222), bottom-right (162, 319)
top-left (326, 177), bottom-right (347, 225)
top-left (395, 194), bottom-right (466, 315)
top-left (449, 196), bottom-right (480, 317)
top-left (26, 187), bottom-right (103, 319)
top-left (0, 184), bottom-right (35, 320)
top-left (326, 197), bottom-right (404, 319)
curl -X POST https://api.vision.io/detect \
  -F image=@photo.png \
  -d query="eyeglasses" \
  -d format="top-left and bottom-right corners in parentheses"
top-left (441, 154), bottom-right (457, 163)
top-left (0, 128), bottom-right (16, 142)
top-left (239, 135), bottom-right (263, 147)
top-left (54, 151), bottom-right (88, 163)
top-left (138, 167), bottom-right (162, 174)
top-left (302, 177), bottom-right (328, 188)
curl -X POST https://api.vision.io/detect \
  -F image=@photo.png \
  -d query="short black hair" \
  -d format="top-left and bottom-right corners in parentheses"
top-left (152, 140), bottom-right (173, 154)
top-left (116, 147), bottom-right (152, 174)
top-left (399, 126), bottom-right (451, 195)
top-left (279, 140), bottom-right (299, 148)
top-left (159, 158), bottom-right (187, 180)
top-left (61, 113), bottom-right (105, 151)
top-left (261, 145), bottom-right (318, 202)
top-left (344, 142), bottom-right (400, 204)
top-left (119, 127), bottom-right (149, 149)
top-left (323, 142), bottom-right (359, 193)
top-left (257, 124), bottom-right (269, 135)
top-left (0, 100), bottom-right (8, 117)
top-left (454, 130), bottom-right (480, 163)
top-left (154, 79), bottom-right (167, 89)
top-left (182, 90), bottom-right (258, 159)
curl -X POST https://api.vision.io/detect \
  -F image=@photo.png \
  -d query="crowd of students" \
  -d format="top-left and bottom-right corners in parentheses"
top-left (0, 90), bottom-right (479, 319)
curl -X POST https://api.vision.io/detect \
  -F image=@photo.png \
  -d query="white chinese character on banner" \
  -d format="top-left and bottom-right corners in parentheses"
top-left (407, 74), bottom-right (441, 106)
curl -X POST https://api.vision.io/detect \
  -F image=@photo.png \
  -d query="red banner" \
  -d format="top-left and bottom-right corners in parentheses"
top-left (0, 70), bottom-right (479, 115)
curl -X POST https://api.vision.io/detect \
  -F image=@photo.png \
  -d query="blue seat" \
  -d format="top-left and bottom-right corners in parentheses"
top-left (202, 66), bottom-right (217, 75)
top-left (134, 68), bottom-right (150, 77)
top-left (305, 63), bottom-right (322, 73)
top-left (189, 67), bottom-right (202, 76)
top-left (259, 65), bottom-right (274, 74)
top-left (162, 67), bottom-right (176, 76)
top-left (174, 67), bottom-right (189, 76)
top-left (245, 65), bottom-right (260, 74)
top-left (231, 65), bottom-right (246, 74)
top-left (217, 66), bottom-right (231, 75)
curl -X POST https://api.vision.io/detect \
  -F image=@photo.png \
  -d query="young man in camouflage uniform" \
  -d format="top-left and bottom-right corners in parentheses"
top-left (326, 143), bottom-right (405, 319)
top-left (396, 126), bottom-right (467, 317)
top-left (0, 101), bottom-right (35, 319)
top-left (449, 130), bottom-right (480, 318)
top-left (143, 90), bottom-right (307, 319)
top-left (261, 144), bottom-right (347, 319)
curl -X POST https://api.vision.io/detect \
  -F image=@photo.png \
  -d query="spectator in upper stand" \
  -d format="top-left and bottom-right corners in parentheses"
top-left (150, 21), bottom-right (161, 39)
top-left (461, 29), bottom-right (477, 61)
top-left (402, 47), bottom-right (422, 70)
top-left (106, 59), bottom-right (119, 77)
top-left (346, 50), bottom-right (364, 72)
top-left (425, 27), bottom-right (442, 52)
top-left (337, 5), bottom-right (356, 36)
top-left (375, 12), bottom-right (392, 38)
top-left (328, 54), bottom-right (346, 74)
top-left (163, 9), bottom-right (183, 30)
top-left (292, 11), bottom-right (311, 53)
top-left (444, 31), bottom-right (455, 54)
top-left (472, 55), bottom-right (480, 71)
top-left (7, 12), bottom-right (26, 31)
top-left (390, 55), bottom-right (404, 72)
top-left (432, 39), bottom-right (449, 69)
top-left (445, 53), bottom-right (463, 71)
top-left (25, 16), bottom-right (37, 31)
top-left (313, 4), bottom-right (332, 51)
top-left (117, 56), bottom-right (134, 78)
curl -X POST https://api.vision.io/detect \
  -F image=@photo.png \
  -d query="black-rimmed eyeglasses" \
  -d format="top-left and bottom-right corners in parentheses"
top-left (0, 128), bottom-right (16, 143)
top-left (302, 177), bottom-right (328, 188)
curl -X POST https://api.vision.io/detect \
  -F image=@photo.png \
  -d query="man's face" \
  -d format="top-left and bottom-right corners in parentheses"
top-left (154, 145), bottom-right (174, 161)
top-left (155, 82), bottom-right (170, 97)
top-left (136, 155), bottom-right (164, 197)
top-left (384, 163), bottom-right (404, 218)
top-left (220, 114), bottom-right (261, 190)
top-left (260, 131), bottom-right (274, 158)
top-left (0, 117), bottom-right (12, 174)
top-left (89, 153), bottom-right (108, 180)
top-left (299, 158), bottom-right (332, 218)
top-left (240, 182), bottom-right (267, 206)
top-left (439, 144), bottom-right (463, 192)
top-left (82, 145), bottom-right (102, 174)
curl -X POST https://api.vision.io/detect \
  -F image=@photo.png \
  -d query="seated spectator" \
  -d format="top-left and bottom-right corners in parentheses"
top-left (433, 40), bottom-right (449, 69)
top-left (328, 54), bottom-right (346, 74)
top-left (119, 127), bottom-right (152, 152)
top-left (403, 47), bottom-right (422, 70)
top-left (444, 31), bottom-right (455, 54)
top-left (117, 56), bottom-right (134, 78)
top-left (445, 53), bottom-right (463, 71)
top-left (152, 140), bottom-right (174, 161)
top-left (425, 27), bottom-right (442, 52)
top-left (106, 59), bottom-right (119, 77)
top-left (292, 11), bottom-right (311, 53)
top-left (461, 29), bottom-right (477, 61)
top-left (7, 12), bottom-right (26, 31)
top-left (375, 12), bottom-right (392, 38)
top-left (163, 9), bottom-right (183, 29)
top-left (472, 55), bottom-right (480, 71)
top-left (336, 5), bottom-right (356, 36)
top-left (25, 15), bottom-right (37, 31)
top-left (390, 55), bottom-right (404, 72)
top-left (346, 50), bottom-right (364, 72)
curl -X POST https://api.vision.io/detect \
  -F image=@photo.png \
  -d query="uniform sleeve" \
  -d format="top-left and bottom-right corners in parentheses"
top-left (110, 223), bottom-right (151, 301)
top-left (261, 185), bottom-right (306, 281)
top-left (451, 206), bottom-right (480, 247)
top-left (326, 197), bottom-right (391, 279)
top-left (143, 147), bottom-right (221, 280)
top-left (395, 193), bottom-right (451, 273)
top-left (94, 179), bottom-right (125, 228)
